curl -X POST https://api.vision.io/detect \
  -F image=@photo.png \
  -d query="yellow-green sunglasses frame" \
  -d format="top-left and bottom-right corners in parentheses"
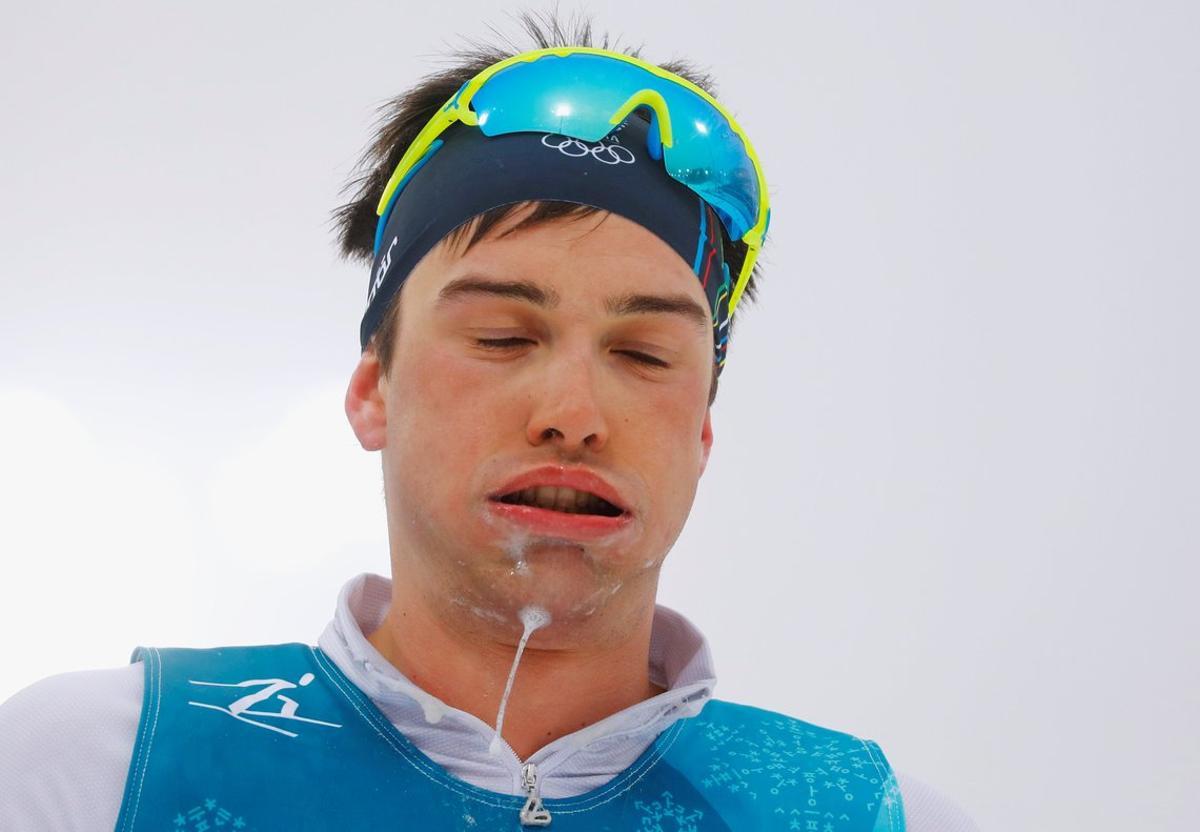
top-left (374, 46), bottom-right (770, 313)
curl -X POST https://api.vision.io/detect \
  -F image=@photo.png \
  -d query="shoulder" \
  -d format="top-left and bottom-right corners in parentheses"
top-left (0, 660), bottom-right (145, 749)
top-left (893, 770), bottom-right (981, 832)
top-left (671, 700), bottom-right (905, 829)
top-left (0, 661), bottom-right (145, 831)
top-left (695, 701), bottom-right (980, 832)
top-left (696, 698), bottom-right (894, 766)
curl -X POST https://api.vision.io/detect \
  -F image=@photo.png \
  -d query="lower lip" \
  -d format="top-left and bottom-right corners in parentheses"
top-left (486, 500), bottom-right (632, 540)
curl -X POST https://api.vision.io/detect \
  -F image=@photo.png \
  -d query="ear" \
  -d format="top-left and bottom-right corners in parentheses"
top-left (345, 349), bottom-right (388, 451)
top-left (697, 407), bottom-right (714, 478)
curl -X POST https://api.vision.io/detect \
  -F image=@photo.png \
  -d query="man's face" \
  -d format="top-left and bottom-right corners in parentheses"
top-left (352, 205), bottom-right (715, 641)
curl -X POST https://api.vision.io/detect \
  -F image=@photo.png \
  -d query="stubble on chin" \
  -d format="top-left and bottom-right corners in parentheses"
top-left (431, 540), bottom-right (660, 651)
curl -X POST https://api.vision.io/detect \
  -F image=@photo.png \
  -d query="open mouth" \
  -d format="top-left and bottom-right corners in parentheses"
top-left (493, 486), bottom-right (624, 517)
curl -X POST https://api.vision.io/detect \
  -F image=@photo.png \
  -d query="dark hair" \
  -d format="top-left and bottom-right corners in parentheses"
top-left (331, 10), bottom-right (763, 405)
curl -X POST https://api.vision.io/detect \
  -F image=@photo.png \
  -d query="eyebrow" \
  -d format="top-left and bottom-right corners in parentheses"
top-left (437, 275), bottom-right (710, 331)
top-left (605, 292), bottom-right (710, 331)
top-left (437, 276), bottom-right (561, 308)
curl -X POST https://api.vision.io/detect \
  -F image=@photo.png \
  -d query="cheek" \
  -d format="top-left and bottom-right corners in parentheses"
top-left (387, 346), bottom-right (518, 491)
top-left (621, 380), bottom-right (709, 500)
top-left (405, 348), bottom-right (489, 423)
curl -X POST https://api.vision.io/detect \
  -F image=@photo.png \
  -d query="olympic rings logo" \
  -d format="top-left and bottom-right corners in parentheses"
top-left (540, 134), bottom-right (636, 166)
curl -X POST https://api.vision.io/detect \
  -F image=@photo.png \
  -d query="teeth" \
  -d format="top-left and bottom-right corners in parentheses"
top-left (500, 485), bottom-right (620, 515)
top-left (554, 488), bottom-right (575, 512)
top-left (535, 486), bottom-right (557, 509)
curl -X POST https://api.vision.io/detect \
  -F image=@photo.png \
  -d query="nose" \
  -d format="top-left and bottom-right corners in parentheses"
top-left (525, 349), bottom-right (610, 455)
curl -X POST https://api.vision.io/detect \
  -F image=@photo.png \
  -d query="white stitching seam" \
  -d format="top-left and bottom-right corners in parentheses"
top-left (122, 646), bottom-right (163, 832)
top-left (308, 646), bottom-right (687, 816)
top-left (860, 738), bottom-right (897, 832)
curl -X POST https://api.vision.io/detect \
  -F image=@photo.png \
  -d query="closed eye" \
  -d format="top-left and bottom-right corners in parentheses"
top-left (619, 351), bottom-right (670, 368)
top-left (474, 337), bottom-right (535, 349)
top-left (474, 339), bottom-right (669, 369)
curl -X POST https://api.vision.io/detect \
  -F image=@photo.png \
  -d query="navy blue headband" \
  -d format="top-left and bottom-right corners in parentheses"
top-left (363, 114), bottom-right (733, 370)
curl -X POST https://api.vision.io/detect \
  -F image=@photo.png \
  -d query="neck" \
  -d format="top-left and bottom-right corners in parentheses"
top-left (365, 580), bottom-right (665, 761)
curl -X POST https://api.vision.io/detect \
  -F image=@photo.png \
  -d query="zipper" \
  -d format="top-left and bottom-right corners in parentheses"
top-left (519, 762), bottom-right (552, 826)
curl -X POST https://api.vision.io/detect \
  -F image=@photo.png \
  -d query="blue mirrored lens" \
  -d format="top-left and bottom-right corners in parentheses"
top-left (470, 53), bottom-right (760, 240)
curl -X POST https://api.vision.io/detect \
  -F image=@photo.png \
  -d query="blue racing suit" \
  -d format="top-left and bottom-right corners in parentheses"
top-left (114, 643), bottom-right (906, 831)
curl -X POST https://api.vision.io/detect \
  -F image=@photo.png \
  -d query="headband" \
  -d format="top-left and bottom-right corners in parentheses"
top-left (362, 114), bottom-right (733, 370)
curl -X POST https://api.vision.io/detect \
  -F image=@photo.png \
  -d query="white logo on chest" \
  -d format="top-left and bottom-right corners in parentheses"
top-left (186, 671), bottom-right (343, 738)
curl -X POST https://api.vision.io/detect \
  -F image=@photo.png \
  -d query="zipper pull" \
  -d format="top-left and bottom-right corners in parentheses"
top-left (519, 762), bottom-right (552, 826)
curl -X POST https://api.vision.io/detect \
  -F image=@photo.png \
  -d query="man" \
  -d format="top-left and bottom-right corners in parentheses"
top-left (0, 14), bottom-right (978, 831)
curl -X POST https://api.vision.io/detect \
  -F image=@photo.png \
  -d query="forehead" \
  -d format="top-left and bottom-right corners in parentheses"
top-left (408, 206), bottom-right (707, 306)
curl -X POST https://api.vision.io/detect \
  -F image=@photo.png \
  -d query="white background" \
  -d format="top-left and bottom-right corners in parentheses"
top-left (2, 2), bottom-right (1197, 828)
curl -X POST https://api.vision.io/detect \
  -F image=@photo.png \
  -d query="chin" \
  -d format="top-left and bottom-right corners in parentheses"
top-left (454, 556), bottom-right (630, 633)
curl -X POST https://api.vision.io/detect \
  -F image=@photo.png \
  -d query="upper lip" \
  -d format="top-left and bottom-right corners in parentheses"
top-left (489, 465), bottom-right (631, 514)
